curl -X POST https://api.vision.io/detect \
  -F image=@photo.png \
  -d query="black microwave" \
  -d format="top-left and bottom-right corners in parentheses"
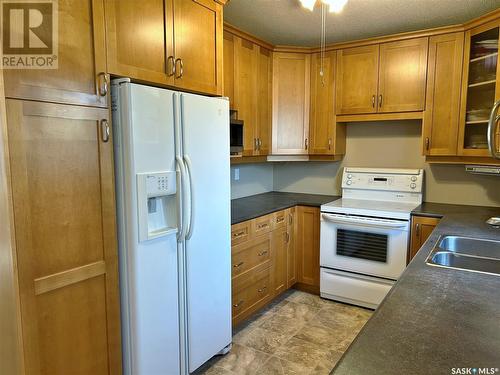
top-left (230, 119), bottom-right (243, 155)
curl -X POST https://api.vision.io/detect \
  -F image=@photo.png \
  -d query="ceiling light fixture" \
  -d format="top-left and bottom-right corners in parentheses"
top-left (299, 0), bottom-right (348, 13)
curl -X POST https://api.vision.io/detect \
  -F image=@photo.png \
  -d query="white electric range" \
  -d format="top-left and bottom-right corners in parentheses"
top-left (320, 167), bottom-right (424, 309)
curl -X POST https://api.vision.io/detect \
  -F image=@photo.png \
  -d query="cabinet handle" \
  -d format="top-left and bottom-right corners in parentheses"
top-left (328, 138), bottom-right (332, 150)
top-left (276, 216), bottom-right (284, 223)
top-left (233, 261), bottom-right (244, 268)
top-left (305, 138), bottom-right (308, 150)
top-left (258, 250), bottom-right (268, 257)
top-left (233, 300), bottom-right (244, 308)
top-left (259, 138), bottom-right (262, 149)
top-left (378, 94), bottom-right (383, 108)
top-left (97, 72), bottom-right (108, 96)
top-left (175, 58), bottom-right (184, 78)
top-left (232, 230), bottom-right (245, 238)
top-left (415, 223), bottom-right (420, 238)
top-left (100, 119), bottom-right (110, 143)
top-left (425, 137), bottom-right (430, 151)
top-left (167, 56), bottom-right (176, 77)
top-left (254, 138), bottom-right (258, 151)
top-left (258, 286), bottom-right (267, 293)
top-left (288, 213), bottom-right (293, 225)
top-left (372, 95), bottom-right (376, 108)
top-left (257, 223), bottom-right (268, 229)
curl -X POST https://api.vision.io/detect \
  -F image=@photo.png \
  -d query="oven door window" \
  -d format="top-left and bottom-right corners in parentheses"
top-left (336, 229), bottom-right (388, 263)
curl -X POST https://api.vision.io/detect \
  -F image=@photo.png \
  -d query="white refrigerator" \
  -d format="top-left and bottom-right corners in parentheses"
top-left (112, 79), bottom-right (232, 375)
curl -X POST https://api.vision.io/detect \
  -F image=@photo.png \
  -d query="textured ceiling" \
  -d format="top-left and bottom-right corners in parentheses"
top-left (224, 0), bottom-right (500, 46)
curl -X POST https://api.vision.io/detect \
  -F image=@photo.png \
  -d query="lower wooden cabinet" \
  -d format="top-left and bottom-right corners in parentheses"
top-left (231, 205), bottom-right (320, 326)
top-left (409, 215), bottom-right (441, 262)
top-left (5, 99), bottom-right (122, 374)
top-left (296, 206), bottom-right (320, 292)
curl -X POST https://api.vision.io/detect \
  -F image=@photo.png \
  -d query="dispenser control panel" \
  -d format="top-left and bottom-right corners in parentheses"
top-left (143, 172), bottom-right (176, 197)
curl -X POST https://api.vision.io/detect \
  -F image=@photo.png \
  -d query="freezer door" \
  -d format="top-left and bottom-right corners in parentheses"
top-left (113, 81), bottom-right (181, 375)
top-left (180, 93), bottom-right (232, 372)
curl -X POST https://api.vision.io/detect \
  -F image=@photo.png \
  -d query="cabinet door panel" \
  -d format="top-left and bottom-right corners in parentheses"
top-left (296, 206), bottom-right (320, 288)
top-left (256, 47), bottom-right (272, 156)
top-left (287, 208), bottom-right (297, 288)
top-left (378, 38), bottom-right (428, 113)
top-left (234, 37), bottom-right (258, 156)
top-left (409, 216), bottom-right (440, 262)
top-left (223, 32), bottom-right (235, 109)
top-left (272, 53), bottom-right (310, 155)
top-left (4, 0), bottom-right (107, 107)
top-left (6, 100), bottom-right (121, 374)
top-left (424, 33), bottom-right (464, 156)
top-left (272, 227), bottom-right (288, 296)
top-left (335, 45), bottom-right (379, 115)
top-left (105, 0), bottom-right (174, 86)
top-left (310, 51), bottom-right (335, 155)
top-left (173, 0), bottom-right (223, 95)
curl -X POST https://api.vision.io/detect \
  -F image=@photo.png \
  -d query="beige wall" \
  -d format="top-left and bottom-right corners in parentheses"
top-left (274, 121), bottom-right (500, 207)
top-left (230, 163), bottom-right (274, 199)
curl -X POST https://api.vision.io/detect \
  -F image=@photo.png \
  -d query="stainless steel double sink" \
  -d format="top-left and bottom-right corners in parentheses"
top-left (426, 235), bottom-right (500, 276)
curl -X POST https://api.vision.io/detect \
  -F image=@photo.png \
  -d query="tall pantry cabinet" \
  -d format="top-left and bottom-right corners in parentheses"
top-left (2, 1), bottom-right (119, 374)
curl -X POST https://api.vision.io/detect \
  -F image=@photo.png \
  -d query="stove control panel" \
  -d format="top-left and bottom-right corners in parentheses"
top-left (342, 168), bottom-right (423, 193)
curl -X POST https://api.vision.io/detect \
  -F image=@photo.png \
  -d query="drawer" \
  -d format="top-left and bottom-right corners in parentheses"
top-left (232, 266), bottom-right (271, 320)
top-left (231, 234), bottom-right (271, 278)
top-left (231, 221), bottom-right (251, 246)
top-left (272, 210), bottom-right (287, 230)
top-left (252, 214), bottom-right (272, 237)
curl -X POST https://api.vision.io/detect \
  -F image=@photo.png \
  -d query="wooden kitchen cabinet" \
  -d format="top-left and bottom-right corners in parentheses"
top-left (335, 45), bottom-right (379, 115)
top-left (458, 19), bottom-right (500, 157)
top-left (286, 207), bottom-right (297, 288)
top-left (296, 206), bottom-right (320, 293)
top-left (378, 38), bottom-right (428, 113)
top-left (409, 216), bottom-right (441, 262)
top-left (272, 52), bottom-right (311, 155)
top-left (423, 32), bottom-right (465, 156)
top-left (256, 46), bottom-right (273, 156)
top-left (271, 226), bottom-right (288, 296)
top-left (4, 0), bottom-right (108, 107)
top-left (223, 32), bottom-right (235, 109)
top-left (336, 38), bottom-right (427, 116)
top-left (6, 99), bottom-right (122, 374)
top-left (105, 0), bottom-right (223, 95)
top-left (309, 51), bottom-right (345, 155)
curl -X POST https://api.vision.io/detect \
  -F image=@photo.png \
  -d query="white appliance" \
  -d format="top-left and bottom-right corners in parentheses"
top-left (320, 167), bottom-right (423, 309)
top-left (112, 79), bottom-right (232, 375)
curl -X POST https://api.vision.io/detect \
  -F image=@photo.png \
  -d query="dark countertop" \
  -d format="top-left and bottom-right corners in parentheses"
top-left (231, 191), bottom-right (340, 225)
top-left (332, 203), bottom-right (500, 375)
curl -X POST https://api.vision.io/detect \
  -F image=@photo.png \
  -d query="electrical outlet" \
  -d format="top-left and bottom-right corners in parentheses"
top-left (234, 168), bottom-right (240, 181)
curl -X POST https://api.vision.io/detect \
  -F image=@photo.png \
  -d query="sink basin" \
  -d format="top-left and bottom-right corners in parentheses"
top-left (438, 236), bottom-right (500, 260)
top-left (426, 236), bottom-right (500, 276)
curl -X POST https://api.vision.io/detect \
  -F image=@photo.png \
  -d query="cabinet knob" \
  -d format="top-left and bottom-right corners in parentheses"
top-left (233, 300), bottom-right (244, 308)
top-left (233, 261), bottom-right (244, 268)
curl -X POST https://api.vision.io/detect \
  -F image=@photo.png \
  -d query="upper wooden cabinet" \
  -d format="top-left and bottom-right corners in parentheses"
top-left (336, 38), bottom-right (428, 115)
top-left (272, 52), bottom-right (311, 155)
top-left (256, 46), bottom-right (273, 156)
top-left (4, 0), bottom-right (108, 107)
top-left (423, 32), bottom-right (464, 156)
top-left (309, 51), bottom-right (345, 156)
top-left (336, 45), bottom-right (379, 115)
top-left (223, 32), bottom-right (235, 109)
top-left (105, 0), bottom-right (223, 95)
top-left (458, 19), bottom-right (500, 157)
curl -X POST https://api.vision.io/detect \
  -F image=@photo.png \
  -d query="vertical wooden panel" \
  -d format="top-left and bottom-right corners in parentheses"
top-left (223, 32), bottom-right (235, 108)
top-left (296, 206), bottom-right (320, 289)
top-left (256, 46), bottom-right (272, 156)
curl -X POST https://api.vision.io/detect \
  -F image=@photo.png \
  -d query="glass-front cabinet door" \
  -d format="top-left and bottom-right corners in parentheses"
top-left (459, 20), bottom-right (500, 156)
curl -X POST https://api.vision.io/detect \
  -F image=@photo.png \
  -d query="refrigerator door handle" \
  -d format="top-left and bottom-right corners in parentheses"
top-left (176, 156), bottom-right (189, 241)
top-left (184, 154), bottom-right (194, 240)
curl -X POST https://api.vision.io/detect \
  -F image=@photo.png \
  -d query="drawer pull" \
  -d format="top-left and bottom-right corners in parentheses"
top-left (233, 262), bottom-right (244, 268)
top-left (258, 250), bottom-right (268, 257)
top-left (258, 286), bottom-right (267, 293)
top-left (288, 213), bottom-right (293, 225)
top-left (257, 223), bottom-right (269, 229)
top-left (232, 230), bottom-right (246, 238)
top-left (276, 217), bottom-right (284, 223)
top-left (233, 300), bottom-right (244, 308)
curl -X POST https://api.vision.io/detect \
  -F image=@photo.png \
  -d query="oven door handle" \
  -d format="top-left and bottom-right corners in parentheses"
top-left (321, 213), bottom-right (408, 229)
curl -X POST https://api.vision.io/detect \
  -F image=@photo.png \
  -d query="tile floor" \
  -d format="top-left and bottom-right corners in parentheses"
top-left (195, 289), bottom-right (373, 375)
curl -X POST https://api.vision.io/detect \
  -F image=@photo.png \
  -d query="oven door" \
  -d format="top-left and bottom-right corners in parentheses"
top-left (320, 212), bottom-right (409, 280)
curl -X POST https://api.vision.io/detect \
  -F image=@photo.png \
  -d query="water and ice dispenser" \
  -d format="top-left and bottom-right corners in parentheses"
top-left (136, 171), bottom-right (177, 241)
